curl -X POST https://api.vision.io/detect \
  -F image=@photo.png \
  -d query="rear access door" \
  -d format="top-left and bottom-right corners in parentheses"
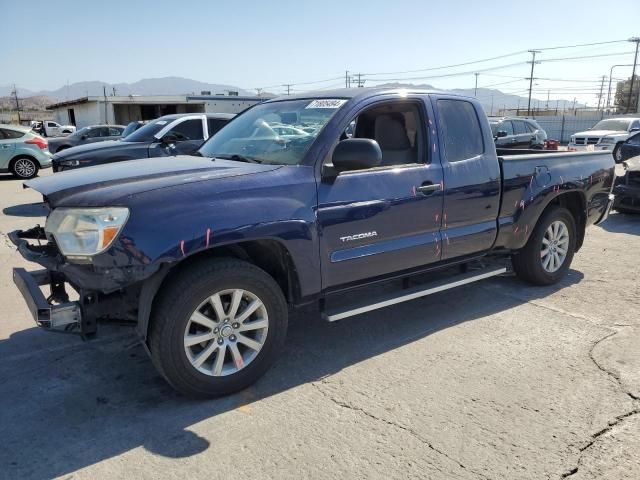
top-left (432, 96), bottom-right (501, 259)
top-left (317, 95), bottom-right (444, 290)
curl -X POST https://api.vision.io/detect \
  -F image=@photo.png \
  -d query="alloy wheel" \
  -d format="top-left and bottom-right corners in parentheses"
top-left (183, 289), bottom-right (269, 376)
top-left (14, 158), bottom-right (36, 178)
top-left (540, 220), bottom-right (569, 273)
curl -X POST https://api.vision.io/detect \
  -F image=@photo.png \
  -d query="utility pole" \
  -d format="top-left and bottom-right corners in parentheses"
top-left (283, 84), bottom-right (292, 95)
top-left (526, 50), bottom-right (540, 116)
top-left (516, 98), bottom-right (520, 116)
top-left (626, 37), bottom-right (640, 113)
top-left (546, 90), bottom-right (550, 110)
top-left (596, 75), bottom-right (606, 111)
top-left (12, 84), bottom-right (20, 124)
top-left (572, 97), bottom-right (577, 114)
top-left (474, 73), bottom-right (479, 97)
top-left (490, 94), bottom-right (494, 115)
top-left (354, 73), bottom-right (365, 88)
top-left (345, 70), bottom-right (350, 88)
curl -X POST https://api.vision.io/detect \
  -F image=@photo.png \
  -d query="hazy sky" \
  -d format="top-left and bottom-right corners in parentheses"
top-left (2, 0), bottom-right (639, 104)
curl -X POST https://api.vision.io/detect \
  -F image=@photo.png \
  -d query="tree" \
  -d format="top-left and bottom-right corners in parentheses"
top-left (614, 75), bottom-right (640, 113)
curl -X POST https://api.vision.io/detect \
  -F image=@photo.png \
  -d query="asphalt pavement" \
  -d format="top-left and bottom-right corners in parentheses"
top-left (0, 170), bottom-right (638, 479)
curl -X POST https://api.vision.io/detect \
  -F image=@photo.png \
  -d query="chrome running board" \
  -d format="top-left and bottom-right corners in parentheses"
top-left (323, 266), bottom-right (507, 322)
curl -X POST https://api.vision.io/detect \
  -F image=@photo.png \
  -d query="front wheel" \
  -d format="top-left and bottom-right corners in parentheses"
top-left (511, 206), bottom-right (576, 285)
top-left (148, 258), bottom-right (288, 398)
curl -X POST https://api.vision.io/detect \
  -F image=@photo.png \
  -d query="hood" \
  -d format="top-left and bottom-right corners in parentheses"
top-left (25, 155), bottom-right (281, 207)
top-left (574, 129), bottom-right (626, 137)
top-left (52, 140), bottom-right (128, 159)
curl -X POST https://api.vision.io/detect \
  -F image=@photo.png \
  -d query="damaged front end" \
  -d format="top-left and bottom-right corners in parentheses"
top-left (10, 226), bottom-right (139, 338)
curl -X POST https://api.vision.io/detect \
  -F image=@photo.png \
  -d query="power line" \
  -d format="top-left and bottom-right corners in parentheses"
top-left (539, 51), bottom-right (636, 63)
top-left (534, 39), bottom-right (630, 51)
top-left (361, 50), bottom-right (527, 77)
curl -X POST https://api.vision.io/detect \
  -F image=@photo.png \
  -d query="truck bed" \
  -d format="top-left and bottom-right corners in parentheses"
top-left (494, 150), bottom-right (615, 251)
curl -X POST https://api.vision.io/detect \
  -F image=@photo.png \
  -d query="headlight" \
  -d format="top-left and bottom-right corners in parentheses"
top-left (45, 207), bottom-right (129, 259)
top-left (59, 159), bottom-right (80, 167)
top-left (599, 137), bottom-right (615, 144)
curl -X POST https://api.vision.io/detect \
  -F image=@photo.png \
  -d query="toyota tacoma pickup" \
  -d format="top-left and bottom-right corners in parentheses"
top-left (9, 89), bottom-right (615, 398)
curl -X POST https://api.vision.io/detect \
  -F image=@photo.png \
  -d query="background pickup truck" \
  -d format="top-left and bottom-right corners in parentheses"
top-left (51, 112), bottom-right (234, 171)
top-left (10, 88), bottom-right (615, 398)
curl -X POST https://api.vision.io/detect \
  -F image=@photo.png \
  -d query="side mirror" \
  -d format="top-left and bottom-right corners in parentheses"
top-left (496, 130), bottom-right (508, 138)
top-left (162, 134), bottom-right (178, 145)
top-left (330, 138), bottom-right (382, 174)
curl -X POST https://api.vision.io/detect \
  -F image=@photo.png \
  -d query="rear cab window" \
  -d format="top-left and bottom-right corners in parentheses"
top-left (437, 99), bottom-right (484, 162)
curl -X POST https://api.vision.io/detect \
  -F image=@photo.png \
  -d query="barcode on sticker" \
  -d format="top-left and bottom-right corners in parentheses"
top-left (305, 99), bottom-right (347, 109)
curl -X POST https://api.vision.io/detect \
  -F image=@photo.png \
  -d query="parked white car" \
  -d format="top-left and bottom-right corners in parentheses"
top-left (33, 121), bottom-right (76, 137)
top-left (568, 117), bottom-right (640, 162)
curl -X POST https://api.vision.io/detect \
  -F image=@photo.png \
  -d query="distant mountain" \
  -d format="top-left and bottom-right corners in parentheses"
top-left (0, 95), bottom-right (56, 111)
top-left (1, 76), bottom-right (253, 101)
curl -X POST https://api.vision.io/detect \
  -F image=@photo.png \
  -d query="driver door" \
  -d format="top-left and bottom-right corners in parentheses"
top-left (317, 97), bottom-right (444, 290)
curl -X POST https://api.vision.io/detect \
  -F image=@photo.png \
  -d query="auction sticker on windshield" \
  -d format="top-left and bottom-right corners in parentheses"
top-left (306, 99), bottom-right (347, 109)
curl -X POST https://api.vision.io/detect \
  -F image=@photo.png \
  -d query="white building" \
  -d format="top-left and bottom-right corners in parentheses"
top-left (47, 94), bottom-right (267, 128)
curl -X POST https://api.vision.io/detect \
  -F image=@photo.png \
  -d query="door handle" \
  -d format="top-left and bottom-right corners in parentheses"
top-left (417, 183), bottom-right (441, 195)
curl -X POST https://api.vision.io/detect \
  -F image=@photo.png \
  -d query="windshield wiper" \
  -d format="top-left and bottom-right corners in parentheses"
top-left (212, 154), bottom-right (262, 164)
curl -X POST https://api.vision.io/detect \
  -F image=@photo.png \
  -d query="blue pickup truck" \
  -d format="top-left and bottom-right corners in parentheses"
top-left (10, 88), bottom-right (615, 398)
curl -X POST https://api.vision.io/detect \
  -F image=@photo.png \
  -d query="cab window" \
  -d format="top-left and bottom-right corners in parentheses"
top-left (437, 99), bottom-right (484, 162)
top-left (336, 101), bottom-right (425, 167)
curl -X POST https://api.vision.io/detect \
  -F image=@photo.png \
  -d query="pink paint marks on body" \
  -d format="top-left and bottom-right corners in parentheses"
top-left (180, 240), bottom-right (185, 257)
top-left (205, 228), bottom-right (211, 248)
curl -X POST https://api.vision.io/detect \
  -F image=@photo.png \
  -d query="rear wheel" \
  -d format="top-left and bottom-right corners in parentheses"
top-left (149, 258), bottom-right (288, 398)
top-left (10, 156), bottom-right (39, 179)
top-left (512, 206), bottom-right (576, 285)
top-left (613, 143), bottom-right (624, 163)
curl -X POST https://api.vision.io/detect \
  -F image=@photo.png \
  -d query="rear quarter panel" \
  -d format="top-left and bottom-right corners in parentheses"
top-left (496, 151), bottom-right (614, 250)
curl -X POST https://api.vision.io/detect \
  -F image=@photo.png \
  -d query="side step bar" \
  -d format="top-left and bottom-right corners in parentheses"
top-left (323, 266), bottom-right (507, 322)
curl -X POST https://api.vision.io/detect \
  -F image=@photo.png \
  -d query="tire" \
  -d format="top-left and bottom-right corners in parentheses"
top-left (613, 143), bottom-right (624, 163)
top-left (10, 156), bottom-right (39, 179)
top-left (511, 206), bottom-right (577, 286)
top-left (148, 257), bottom-right (288, 398)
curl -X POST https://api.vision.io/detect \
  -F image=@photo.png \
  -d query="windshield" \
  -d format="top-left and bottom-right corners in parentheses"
top-left (489, 122), bottom-right (499, 135)
top-left (592, 119), bottom-right (631, 131)
top-left (124, 118), bottom-right (170, 142)
top-left (198, 98), bottom-right (347, 165)
top-left (121, 122), bottom-right (141, 139)
top-left (71, 127), bottom-right (91, 138)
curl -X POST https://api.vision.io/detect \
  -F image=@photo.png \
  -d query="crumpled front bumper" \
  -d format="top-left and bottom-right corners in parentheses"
top-left (12, 268), bottom-right (84, 334)
top-left (9, 228), bottom-right (95, 336)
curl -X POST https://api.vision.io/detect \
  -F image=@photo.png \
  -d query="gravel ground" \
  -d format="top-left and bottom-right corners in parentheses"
top-left (0, 170), bottom-right (638, 480)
